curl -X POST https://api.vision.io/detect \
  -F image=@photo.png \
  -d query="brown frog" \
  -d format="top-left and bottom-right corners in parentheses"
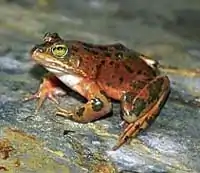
top-left (25, 32), bottom-right (170, 150)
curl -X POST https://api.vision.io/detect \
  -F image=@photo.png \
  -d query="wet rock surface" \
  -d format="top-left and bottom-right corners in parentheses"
top-left (0, 1), bottom-right (200, 172)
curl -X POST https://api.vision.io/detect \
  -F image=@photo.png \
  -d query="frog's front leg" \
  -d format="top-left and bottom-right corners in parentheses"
top-left (113, 76), bottom-right (170, 150)
top-left (56, 81), bottom-right (112, 123)
top-left (23, 73), bottom-right (66, 113)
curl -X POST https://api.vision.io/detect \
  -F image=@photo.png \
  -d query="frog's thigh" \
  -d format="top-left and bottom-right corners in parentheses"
top-left (56, 91), bottom-right (112, 123)
top-left (113, 76), bottom-right (170, 150)
top-left (121, 76), bottom-right (170, 124)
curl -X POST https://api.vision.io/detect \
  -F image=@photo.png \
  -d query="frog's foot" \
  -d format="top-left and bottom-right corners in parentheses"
top-left (23, 73), bottom-right (66, 114)
top-left (113, 76), bottom-right (170, 150)
top-left (113, 112), bottom-right (154, 150)
top-left (56, 92), bottom-right (112, 123)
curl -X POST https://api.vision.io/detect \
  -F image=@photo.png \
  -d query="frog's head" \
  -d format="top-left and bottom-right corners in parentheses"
top-left (31, 32), bottom-right (80, 75)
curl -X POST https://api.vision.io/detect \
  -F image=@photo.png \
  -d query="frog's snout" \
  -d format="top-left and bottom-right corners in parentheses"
top-left (30, 45), bottom-right (45, 56)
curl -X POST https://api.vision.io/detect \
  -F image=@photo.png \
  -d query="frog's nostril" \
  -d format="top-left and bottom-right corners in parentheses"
top-left (37, 47), bottom-right (45, 53)
top-left (31, 46), bottom-right (45, 54)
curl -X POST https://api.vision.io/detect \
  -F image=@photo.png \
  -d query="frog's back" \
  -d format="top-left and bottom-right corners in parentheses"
top-left (67, 41), bottom-right (157, 100)
top-left (96, 53), bottom-right (156, 100)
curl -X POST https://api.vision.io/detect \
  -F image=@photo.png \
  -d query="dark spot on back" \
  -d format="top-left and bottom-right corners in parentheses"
top-left (101, 60), bottom-right (106, 65)
top-left (137, 70), bottom-right (142, 75)
top-left (109, 61), bottom-right (114, 65)
top-left (142, 71), bottom-right (147, 76)
top-left (125, 64), bottom-right (133, 73)
top-left (106, 82), bottom-right (112, 86)
top-left (96, 64), bottom-right (101, 70)
top-left (119, 77), bottom-right (124, 84)
top-left (115, 63), bottom-right (120, 69)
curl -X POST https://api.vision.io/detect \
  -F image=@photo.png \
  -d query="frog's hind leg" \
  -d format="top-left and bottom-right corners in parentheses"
top-left (56, 92), bottom-right (112, 123)
top-left (56, 81), bottom-right (112, 123)
top-left (113, 76), bottom-right (170, 150)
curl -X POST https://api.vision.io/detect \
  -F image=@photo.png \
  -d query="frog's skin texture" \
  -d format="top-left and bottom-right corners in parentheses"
top-left (25, 32), bottom-right (170, 150)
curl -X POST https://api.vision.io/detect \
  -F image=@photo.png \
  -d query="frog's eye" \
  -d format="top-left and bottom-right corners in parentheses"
top-left (52, 44), bottom-right (68, 58)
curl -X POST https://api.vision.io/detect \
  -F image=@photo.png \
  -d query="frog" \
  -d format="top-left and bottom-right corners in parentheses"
top-left (24, 32), bottom-right (170, 150)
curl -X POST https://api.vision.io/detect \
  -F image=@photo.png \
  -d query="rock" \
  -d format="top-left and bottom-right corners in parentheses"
top-left (0, 1), bottom-right (200, 173)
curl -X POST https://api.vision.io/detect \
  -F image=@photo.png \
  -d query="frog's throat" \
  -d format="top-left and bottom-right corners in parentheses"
top-left (57, 73), bottom-right (83, 88)
top-left (45, 66), bottom-right (83, 88)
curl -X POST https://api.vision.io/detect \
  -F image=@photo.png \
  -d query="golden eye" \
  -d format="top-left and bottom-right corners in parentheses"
top-left (52, 44), bottom-right (68, 58)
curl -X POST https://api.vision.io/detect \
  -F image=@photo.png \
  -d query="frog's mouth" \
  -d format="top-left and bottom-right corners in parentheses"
top-left (31, 50), bottom-right (74, 75)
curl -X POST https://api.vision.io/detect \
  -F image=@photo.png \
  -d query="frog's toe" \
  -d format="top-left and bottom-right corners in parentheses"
top-left (27, 92), bottom-right (59, 115)
top-left (23, 85), bottom-right (61, 114)
top-left (23, 92), bottom-right (40, 102)
top-left (55, 105), bottom-right (74, 118)
top-left (35, 91), bottom-right (59, 114)
top-left (23, 73), bottom-right (67, 113)
top-left (47, 93), bottom-right (59, 104)
top-left (112, 123), bottom-right (135, 150)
